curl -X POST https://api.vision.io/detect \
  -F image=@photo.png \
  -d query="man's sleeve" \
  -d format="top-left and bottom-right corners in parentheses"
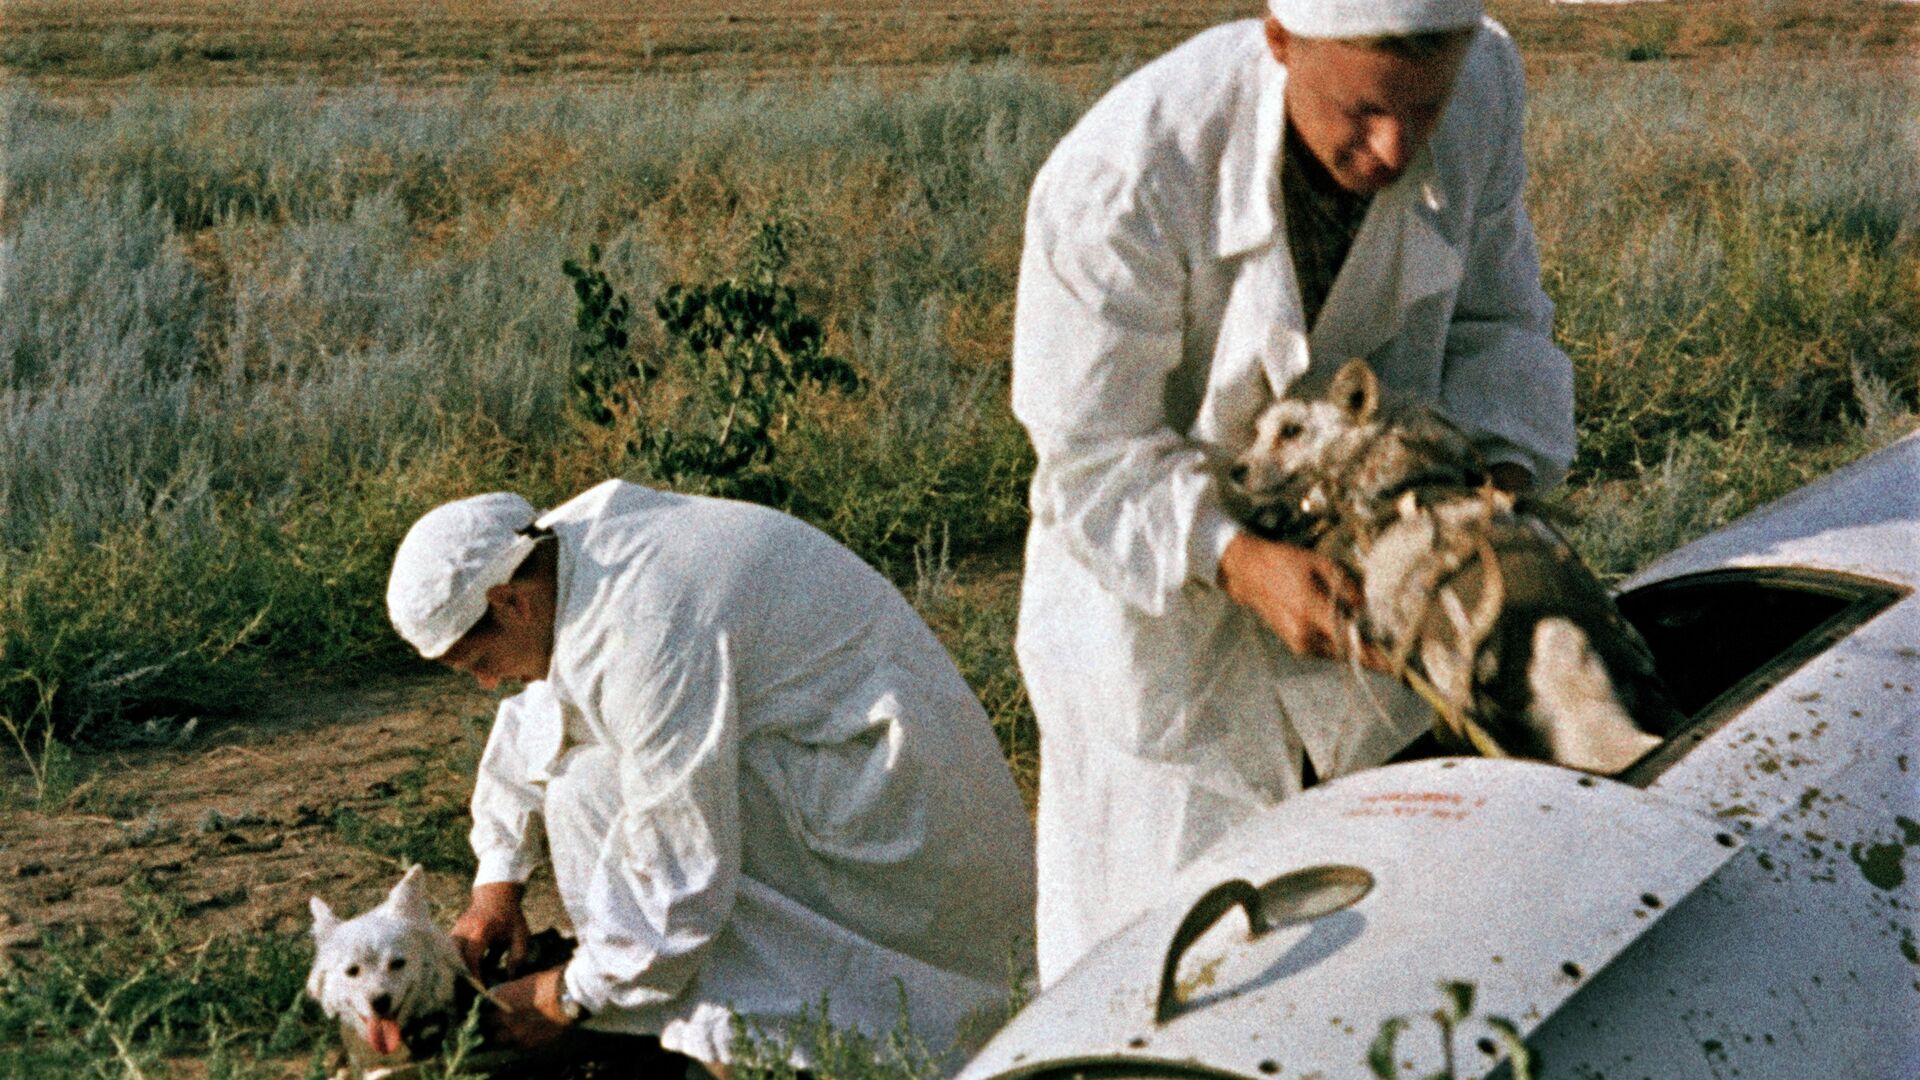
top-left (1012, 155), bottom-right (1242, 616)
top-left (1440, 29), bottom-right (1576, 491)
top-left (469, 686), bottom-right (548, 888)
top-left (560, 618), bottom-right (740, 1017)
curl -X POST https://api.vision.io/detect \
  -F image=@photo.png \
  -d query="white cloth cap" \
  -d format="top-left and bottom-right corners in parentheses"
top-left (1268, 0), bottom-right (1482, 38)
top-left (387, 492), bottom-right (540, 659)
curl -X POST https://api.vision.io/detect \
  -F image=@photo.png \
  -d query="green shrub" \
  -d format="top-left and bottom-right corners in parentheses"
top-left (563, 242), bottom-right (650, 430)
top-left (569, 213), bottom-right (865, 499)
top-left (649, 213), bottom-right (862, 486)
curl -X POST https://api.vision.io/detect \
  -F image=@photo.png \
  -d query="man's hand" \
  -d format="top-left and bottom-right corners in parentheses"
top-left (451, 881), bottom-right (530, 980)
top-left (485, 966), bottom-right (575, 1049)
top-left (1219, 532), bottom-right (1370, 663)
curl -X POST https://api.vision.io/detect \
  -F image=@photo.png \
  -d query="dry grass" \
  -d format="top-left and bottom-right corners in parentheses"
top-left (6, 0), bottom-right (1916, 92)
top-left (3, 0), bottom-right (1249, 90)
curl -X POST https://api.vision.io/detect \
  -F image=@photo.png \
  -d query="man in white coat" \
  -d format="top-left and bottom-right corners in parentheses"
top-left (1012, 0), bottom-right (1577, 983)
top-left (386, 481), bottom-right (1036, 1070)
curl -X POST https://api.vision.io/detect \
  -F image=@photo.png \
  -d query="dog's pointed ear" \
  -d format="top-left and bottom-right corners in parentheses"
top-left (309, 896), bottom-right (339, 941)
top-left (1330, 359), bottom-right (1379, 423)
top-left (381, 863), bottom-right (432, 922)
top-left (306, 897), bottom-right (335, 1003)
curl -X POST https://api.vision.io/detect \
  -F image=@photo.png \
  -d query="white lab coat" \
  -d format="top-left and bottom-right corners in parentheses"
top-left (467, 481), bottom-right (1036, 1066)
top-left (1012, 19), bottom-right (1575, 983)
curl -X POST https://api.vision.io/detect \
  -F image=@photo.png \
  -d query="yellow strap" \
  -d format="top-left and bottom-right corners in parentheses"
top-left (460, 969), bottom-right (513, 1012)
top-left (1401, 667), bottom-right (1509, 760)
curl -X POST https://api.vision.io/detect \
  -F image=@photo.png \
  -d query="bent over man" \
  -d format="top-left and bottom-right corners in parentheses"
top-left (1012, 0), bottom-right (1577, 983)
top-left (387, 481), bottom-right (1036, 1069)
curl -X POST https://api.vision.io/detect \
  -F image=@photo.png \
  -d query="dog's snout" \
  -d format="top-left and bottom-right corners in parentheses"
top-left (1228, 462), bottom-right (1250, 486)
top-left (370, 992), bottom-right (394, 1018)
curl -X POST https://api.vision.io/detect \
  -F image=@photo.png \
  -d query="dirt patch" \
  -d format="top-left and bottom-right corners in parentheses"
top-left (0, 671), bottom-right (573, 968)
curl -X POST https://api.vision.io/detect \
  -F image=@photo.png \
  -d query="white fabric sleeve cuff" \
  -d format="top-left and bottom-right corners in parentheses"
top-left (561, 957), bottom-right (595, 1016)
top-left (561, 947), bottom-right (668, 1020)
top-left (472, 847), bottom-right (537, 889)
top-left (1193, 503), bottom-right (1246, 589)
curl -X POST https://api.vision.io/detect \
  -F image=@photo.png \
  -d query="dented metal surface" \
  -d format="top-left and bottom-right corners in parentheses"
top-left (962, 432), bottom-right (1920, 1079)
top-left (959, 760), bottom-right (1738, 1080)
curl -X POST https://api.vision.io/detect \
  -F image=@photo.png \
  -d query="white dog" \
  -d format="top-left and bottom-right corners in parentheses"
top-left (308, 865), bottom-right (464, 1075)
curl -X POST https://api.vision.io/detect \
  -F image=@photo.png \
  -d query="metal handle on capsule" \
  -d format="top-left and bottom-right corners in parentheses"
top-left (1154, 865), bottom-right (1377, 1025)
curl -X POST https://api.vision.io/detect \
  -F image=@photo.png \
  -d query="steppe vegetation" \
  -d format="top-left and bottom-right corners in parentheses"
top-left (1, 0), bottom-right (1916, 1075)
top-left (5, 0), bottom-right (1916, 86)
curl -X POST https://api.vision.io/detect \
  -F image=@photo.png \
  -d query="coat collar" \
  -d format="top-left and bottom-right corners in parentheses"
top-left (1213, 45), bottom-right (1465, 369)
top-left (1213, 54), bottom-right (1288, 260)
top-left (1309, 150), bottom-right (1462, 367)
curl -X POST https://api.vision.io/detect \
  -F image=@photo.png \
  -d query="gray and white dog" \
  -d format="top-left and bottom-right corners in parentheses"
top-left (1224, 359), bottom-right (1676, 775)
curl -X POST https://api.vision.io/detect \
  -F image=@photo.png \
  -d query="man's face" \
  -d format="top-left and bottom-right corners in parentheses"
top-left (438, 582), bottom-right (554, 690)
top-left (1268, 21), bottom-right (1473, 195)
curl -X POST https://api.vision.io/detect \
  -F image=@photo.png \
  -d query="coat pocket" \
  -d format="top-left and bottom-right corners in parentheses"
top-left (760, 670), bottom-right (930, 866)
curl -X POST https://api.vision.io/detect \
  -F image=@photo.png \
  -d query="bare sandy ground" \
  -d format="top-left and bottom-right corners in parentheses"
top-left (0, 672), bottom-right (574, 965)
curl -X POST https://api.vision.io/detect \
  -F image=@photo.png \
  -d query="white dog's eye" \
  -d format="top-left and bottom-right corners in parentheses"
top-left (345, 964), bottom-right (361, 978)
top-left (1278, 421), bottom-right (1304, 440)
top-left (389, 957), bottom-right (407, 972)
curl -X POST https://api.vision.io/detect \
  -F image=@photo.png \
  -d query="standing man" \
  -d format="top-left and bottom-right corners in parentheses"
top-left (386, 481), bottom-right (1035, 1069)
top-left (1012, 0), bottom-right (1576, 983)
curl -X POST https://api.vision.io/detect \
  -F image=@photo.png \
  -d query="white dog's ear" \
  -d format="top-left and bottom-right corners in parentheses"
top-left (305, 898), bottom-right (334, 1003)
top-left (1330, 358), bottom-right (1379, 423)
top-left (381, 863), bottom-right (432, 923)
top-left (309, 896), bottom-right (339, 941)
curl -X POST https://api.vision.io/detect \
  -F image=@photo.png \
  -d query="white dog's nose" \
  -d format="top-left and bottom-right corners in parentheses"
top-left (370, 992), bottom-right (394, 1018)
